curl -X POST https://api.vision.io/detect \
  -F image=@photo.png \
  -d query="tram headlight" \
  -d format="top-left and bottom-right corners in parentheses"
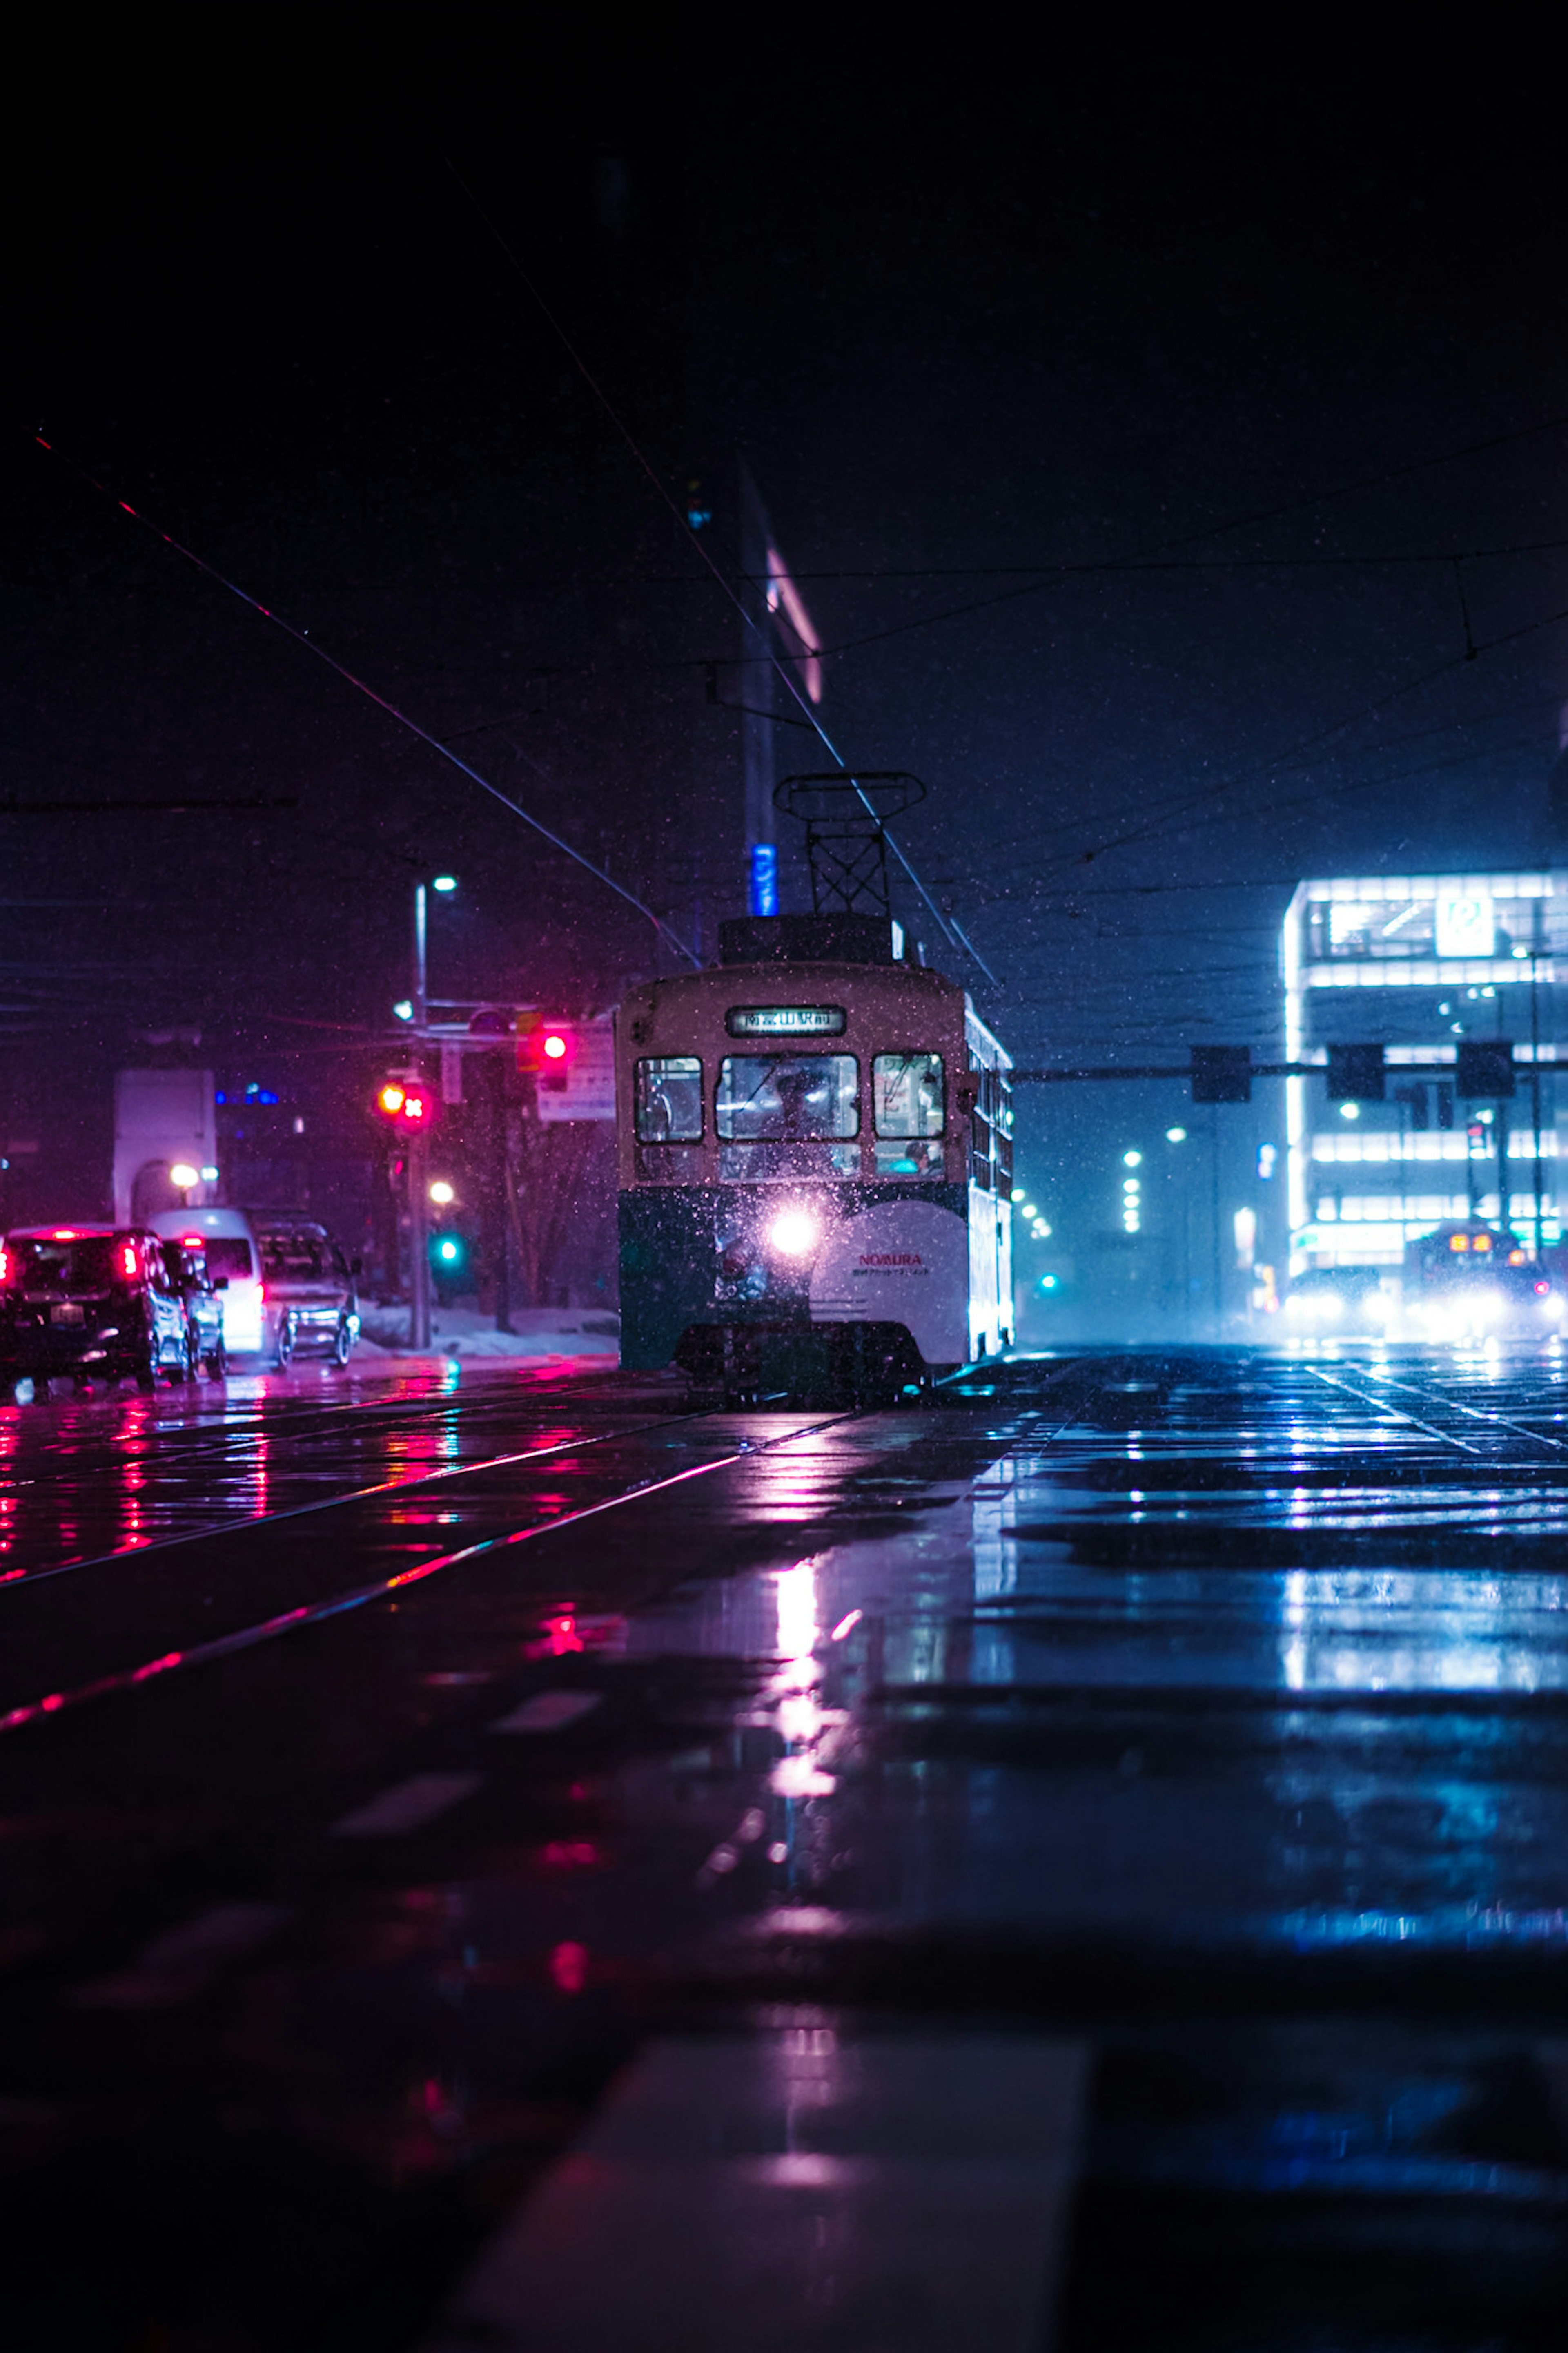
top-left (767, 1207), bottom-right (820, 1257)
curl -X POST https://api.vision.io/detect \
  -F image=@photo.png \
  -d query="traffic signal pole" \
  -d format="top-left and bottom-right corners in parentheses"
top-left (410, 883), bottom-right (432, 1351)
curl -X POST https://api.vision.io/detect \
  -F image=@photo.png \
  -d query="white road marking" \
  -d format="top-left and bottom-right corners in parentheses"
top-left (75, 1901), bottom-right (291, 2008)
top-left (420, 2025), bottom-right (1089, 2351)
top-left (330, 1771), bottom-right (484, 1837)
top-left (488, 1690), bottom-right (602, 1735)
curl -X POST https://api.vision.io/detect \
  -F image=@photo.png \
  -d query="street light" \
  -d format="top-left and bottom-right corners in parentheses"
top-left (430, 1180), bottom-right (455, 1205)
top-left (169, 1162), bottom-right (199, 1207)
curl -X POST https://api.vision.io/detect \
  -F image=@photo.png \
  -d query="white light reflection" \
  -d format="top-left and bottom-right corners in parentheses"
top-left (774, 1557), bottom-right (820, 1679)
top-left (771, 1556), bottom-right (836, 1796)
top-left (1276, 1567), bottom-right (1567, 1694)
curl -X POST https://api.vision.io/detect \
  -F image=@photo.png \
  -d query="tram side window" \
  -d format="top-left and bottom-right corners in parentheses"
top-left (635, 1058), bottom-right (703, 1141)
top-left (715, 1054), bottom-right (859, 1180)
top-left (968, 1054), bottom-right (992, 1189)
top-left (873, 1052), bottom-right (944, 1177)
top-left (993, 1069), bottom-right (1013, 1197)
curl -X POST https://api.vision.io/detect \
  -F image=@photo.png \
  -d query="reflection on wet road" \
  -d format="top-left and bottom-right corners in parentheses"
top-left (6, 1346), bottom-right (1568, 2346)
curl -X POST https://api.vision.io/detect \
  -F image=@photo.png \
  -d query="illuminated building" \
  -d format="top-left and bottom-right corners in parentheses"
top-left (1281, 873), bottom-right (1563, 1270)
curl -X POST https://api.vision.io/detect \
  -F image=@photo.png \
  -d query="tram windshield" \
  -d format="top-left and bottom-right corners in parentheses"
top-left (717, 1053), bottom-right (859, 1180)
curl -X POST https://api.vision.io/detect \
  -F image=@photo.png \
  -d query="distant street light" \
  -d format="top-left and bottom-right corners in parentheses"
top-left (432, 874), bottom-right (458, 894)
top-left (1166, 1127), bottom-right (1187, 1143)
top-left (430, 1180), bottom-right (456, 1205)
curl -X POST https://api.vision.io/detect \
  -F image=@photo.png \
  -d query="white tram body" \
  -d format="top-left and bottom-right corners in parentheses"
top-left (615, 914), bottom-right (1013, 1392)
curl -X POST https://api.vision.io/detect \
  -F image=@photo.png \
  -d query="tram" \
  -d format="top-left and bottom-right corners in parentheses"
top-left (615, 912), bottom-right (1013, 1398)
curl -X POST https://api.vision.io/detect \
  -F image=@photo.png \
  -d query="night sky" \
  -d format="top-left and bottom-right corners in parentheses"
top-left (7, 14), bottom-right (1567, 1244)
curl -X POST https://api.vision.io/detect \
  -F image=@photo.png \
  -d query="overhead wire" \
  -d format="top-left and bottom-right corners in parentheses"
top-left (731, 410), bottom-right (1568, 669)
top-left (31, 437), bottom-right (704, 969)
top-left (429, 145), bottom-right (993, 980)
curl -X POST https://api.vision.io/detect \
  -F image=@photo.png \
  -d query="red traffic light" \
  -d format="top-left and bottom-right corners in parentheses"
top-left (376, 1078), bottom-right (432, 1128)
top-left (516, 1016), bottom-right (577, 1076)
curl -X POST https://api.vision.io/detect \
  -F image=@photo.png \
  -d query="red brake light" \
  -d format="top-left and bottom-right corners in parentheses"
top-left (53, 1229), bottom-right (77, 1242)
top-left (180, 1236), bottom-right (203, 1248)
top-left (0, 1247), bottom-right (9, 1285)
top-left (120, 1242), bottom-right (138, 1279)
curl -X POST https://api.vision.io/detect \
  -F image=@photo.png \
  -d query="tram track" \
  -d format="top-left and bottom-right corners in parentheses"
top-left (0, 1360), bottom-right (613, 1497)
top-left (0, 1395), bottom-right (726, 1593)
top-left (1306, 1358), bottom-right (1568, 1461)
top-left (0, 1401), bottom-right (862, 1737)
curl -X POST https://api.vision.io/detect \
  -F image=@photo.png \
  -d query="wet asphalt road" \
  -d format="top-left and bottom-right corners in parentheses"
top-left (7, 1345), bottom-right (1568, 2346)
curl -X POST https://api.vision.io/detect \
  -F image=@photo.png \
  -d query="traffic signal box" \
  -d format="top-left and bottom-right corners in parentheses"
top-left (515, 1015), bottom-right (578, 1091)
top-left (375, 1078), bottom-right (434, 1130)
top-left (1190, 1046), bottom-right (1252, 1103)
top-left (1326, 1044), bottom-right (1386, 1103)
top-left (1455, 1040), bottom-right (1516, 1099)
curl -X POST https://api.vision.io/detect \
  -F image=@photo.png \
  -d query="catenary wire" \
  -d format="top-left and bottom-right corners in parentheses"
top-left (32, 437), bottom-right (703, 970)
top-left (430, 145), bottom-right (992, 979)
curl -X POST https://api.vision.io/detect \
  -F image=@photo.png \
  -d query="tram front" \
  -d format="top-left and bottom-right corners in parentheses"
top-left (615, 913), bottom-right (1012, 1401)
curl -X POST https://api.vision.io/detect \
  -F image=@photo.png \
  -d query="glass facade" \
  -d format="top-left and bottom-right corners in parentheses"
top-left (1282, 873), bottom-right (1564, 1269)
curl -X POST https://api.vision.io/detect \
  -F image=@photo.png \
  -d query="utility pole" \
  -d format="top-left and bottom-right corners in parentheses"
top-left (409, 882), bottom-right (432, 1350)
top-left (738, 459), bottom-right (778, 916)
top-left (1532, 908), bottom-right (1545, 1261)
top-left (1210, 1110), bottom-right (1223, 1339)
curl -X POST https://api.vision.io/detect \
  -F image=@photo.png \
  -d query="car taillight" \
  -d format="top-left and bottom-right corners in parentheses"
top-left (0, 1247), bottom-right (9, 1285)
top-left (120, 1242), bottom-right (138, 1279)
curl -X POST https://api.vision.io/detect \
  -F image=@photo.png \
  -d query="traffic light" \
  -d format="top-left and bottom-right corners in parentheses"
top-left (1190, 1045), bottom-right (1252, 1104)
top-left (1326, 1044), bottom-right (1385, 1103)
top-left (1456, 1040), bottom-right (1516, 1099)
top-left (376, 1077), bottom-right (433, 1129)
top-left (516, 1015), bottom-right (578, 1084)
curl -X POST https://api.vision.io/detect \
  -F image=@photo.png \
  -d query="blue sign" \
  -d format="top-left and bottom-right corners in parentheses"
top-left (749, 842), bottom-right (779, 917)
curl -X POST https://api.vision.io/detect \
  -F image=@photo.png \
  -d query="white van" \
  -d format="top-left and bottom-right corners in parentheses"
top-left (146, 1207), bottom-right (266, 1355)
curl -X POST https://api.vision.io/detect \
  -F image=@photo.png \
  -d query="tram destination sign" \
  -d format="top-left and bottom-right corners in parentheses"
top-left (726, 1004), bottom-right (846, 1037)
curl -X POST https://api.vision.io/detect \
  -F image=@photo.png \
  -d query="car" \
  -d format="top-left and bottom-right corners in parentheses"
top-left (0, 1226), bottom-right (194, 1392)
top-left (1281, 1266), bottom-right (1391, 1332)
top-left (146, 1209), bottom-right (265, 1355)
top-left (1405, 1221), bottom-right (1564, 1338)
top-left (160, 1238), bottom-right (228, 1377)
top-left (253, 1219), bottom-right (361, 1366)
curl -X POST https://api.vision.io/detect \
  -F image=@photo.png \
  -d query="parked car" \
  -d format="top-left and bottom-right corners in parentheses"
top-left (160, 1238), bottom-right (228, 1377)
top-left (253, 1219), bottom-right (361, 1366)
top-left (146, 1209), bottom-right (265, 1355)
top-left (0, 1226), bottom-right (193, 1392)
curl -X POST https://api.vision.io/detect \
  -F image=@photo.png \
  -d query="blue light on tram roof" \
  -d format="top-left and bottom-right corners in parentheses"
top-left (749, 842), bottom-right (779, 918)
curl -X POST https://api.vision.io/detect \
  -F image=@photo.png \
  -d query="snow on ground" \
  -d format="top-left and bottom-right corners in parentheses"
top-left (356, 1304), bottom-right (620, 1361)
